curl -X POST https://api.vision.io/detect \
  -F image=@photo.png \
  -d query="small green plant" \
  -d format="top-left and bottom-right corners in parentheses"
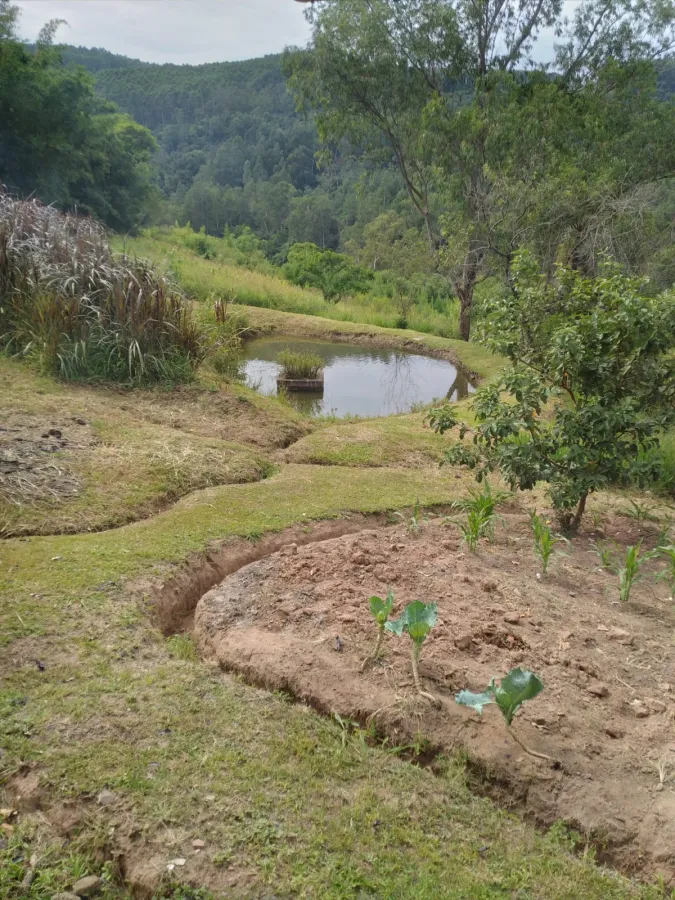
top-left (361, 590), bottom-right (394, 670)
top-left (385, 600), bottom-right (439, 705)
top-left (596, 540), bottom-right (659, 600)
top-left (277, 349), bottom-right (324, 379)
top-left (619, 498), bottom-right (658, 526)
top-left (165, 634), bottom-right (197, 661)
top-left (656, 517), bottom-right (672, 548)
top-left (395, 498), bottom-right (425, 536)
top-left (595, 541), bottom-right (616, 571)
top-left (656, 545), bottom-right (675, 597)
top-left (449, 482), bottom-right (507, 551)
top-left (456, 668), bottom-right (554, 762)
top-left (528, 510), bottom-right (568, 574)
top-left (617, 542), bottom-right (659, 602)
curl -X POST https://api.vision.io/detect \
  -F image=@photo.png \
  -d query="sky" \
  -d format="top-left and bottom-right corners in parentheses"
top-left (14, 0), bottom-right (313, 64)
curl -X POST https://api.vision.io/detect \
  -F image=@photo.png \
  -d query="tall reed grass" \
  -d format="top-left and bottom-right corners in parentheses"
top-left (0, 194), bottom-right (204, 384)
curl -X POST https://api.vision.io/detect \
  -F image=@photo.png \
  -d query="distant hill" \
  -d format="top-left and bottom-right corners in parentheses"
top-left (49, 44), bottom-right (675, 258)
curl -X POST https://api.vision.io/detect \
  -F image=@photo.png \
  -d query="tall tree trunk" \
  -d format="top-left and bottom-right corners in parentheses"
top-left (457, 285), bottom-right (473, 341)
top-left (455, 241), bottom-right (483, 342)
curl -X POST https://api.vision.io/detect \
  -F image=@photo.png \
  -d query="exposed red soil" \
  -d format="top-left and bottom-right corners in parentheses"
top-left (193, 513), bottom-right (675, 882)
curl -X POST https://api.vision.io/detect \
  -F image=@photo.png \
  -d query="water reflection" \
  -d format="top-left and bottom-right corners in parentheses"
top-left (240, 338), bottom-right (475, 418)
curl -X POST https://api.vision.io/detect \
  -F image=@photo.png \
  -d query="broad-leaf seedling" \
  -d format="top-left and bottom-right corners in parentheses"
top-left (386, 600), bottom-right (439, 706)
top-left (456, 668), bottom-right (555, 763)
top-left (361, 590), bottom-right (394, 670)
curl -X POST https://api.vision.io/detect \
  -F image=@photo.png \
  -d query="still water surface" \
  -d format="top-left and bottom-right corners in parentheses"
top-left (241, 338), bottom-right (475, 417)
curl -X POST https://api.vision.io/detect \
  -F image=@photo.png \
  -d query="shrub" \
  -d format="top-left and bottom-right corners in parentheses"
top-left (283, 242), bottom-right (372, 302)
top-left (0, 194), bottom-right (204, 385)
top-left (277, 349), bottom-right (324, 379)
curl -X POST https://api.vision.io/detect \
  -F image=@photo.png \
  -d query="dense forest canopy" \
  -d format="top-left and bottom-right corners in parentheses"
top-left (47, 43), bottom-right (428, 264)
top-left (45, 34), bottom-right (675, 313)
top-left (0, 4), bottom-right (156, 231)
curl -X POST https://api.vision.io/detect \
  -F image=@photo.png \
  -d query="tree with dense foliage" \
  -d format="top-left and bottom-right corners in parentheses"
top-left (431, 254), bottom-right (675, 528)
top-left (285, 0), bottom-right (675, 339)
top-left (0, 1), bottom-right (156, 231)
top-left (284, 241), bottom-right (372, 301)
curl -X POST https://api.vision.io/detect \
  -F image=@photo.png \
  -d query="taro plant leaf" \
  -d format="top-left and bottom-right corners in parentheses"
top-left (455, 689), bottom-right (494, 715)
top-left (403, 600), bottom-right (437, 645)
top-left (491, 668), bottom-right (544, 726)
top-left (369, 590), bottom-right (394, 625)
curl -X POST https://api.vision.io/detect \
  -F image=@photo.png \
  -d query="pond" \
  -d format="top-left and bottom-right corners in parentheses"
top-left (239, 337), bottom-right (475, 418)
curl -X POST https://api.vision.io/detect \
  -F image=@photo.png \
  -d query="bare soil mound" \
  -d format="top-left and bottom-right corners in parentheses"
top-left (194, 514), bottom-right (675, 882)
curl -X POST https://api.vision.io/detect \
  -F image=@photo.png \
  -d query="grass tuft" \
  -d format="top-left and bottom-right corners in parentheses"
top-left (277, 348), bottom-right (324, 379)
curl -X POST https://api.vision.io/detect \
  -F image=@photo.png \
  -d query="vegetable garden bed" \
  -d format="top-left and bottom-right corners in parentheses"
top-left (192, 512), bottom-right (675, 883)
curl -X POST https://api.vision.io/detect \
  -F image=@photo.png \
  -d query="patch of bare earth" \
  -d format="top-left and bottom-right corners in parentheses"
top-left (193, 514), bottom-right (675, 882)
top-left (0, 415), bottom-right (94, 520)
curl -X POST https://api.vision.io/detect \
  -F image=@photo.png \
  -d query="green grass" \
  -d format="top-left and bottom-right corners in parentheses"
top-left (286, 412), bottom-right (457, 467)
top-left (0, 358), bottom-right (289, 536)
top-left (115, 230), bottom-right (464, 339)
top-left (278, 348), bottom-right (324, 379)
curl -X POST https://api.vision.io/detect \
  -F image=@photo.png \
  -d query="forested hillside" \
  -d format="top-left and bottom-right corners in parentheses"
top-left (58, 44), bottom-right (675, 297)
top-left (58, 45), bottom-right (422, 262)
top-left (0, 12), bottom-right (156, 232)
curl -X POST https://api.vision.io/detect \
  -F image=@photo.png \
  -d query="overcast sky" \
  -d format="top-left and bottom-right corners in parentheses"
top-left (14, 0), bottom-right (313, 64)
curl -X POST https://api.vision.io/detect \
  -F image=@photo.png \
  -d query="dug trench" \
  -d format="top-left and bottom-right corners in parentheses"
top-left (148, 510), bottom-right (675, 886)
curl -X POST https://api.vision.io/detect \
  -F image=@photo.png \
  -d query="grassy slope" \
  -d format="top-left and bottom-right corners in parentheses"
top-left (0, 469), bottom-right (660, 900)
top-left (0, 359), bottom-right (310, 536)
top-left (115, 231), bottom-right (463, 339)
top-left (0, 364), bottom-right (664, 897)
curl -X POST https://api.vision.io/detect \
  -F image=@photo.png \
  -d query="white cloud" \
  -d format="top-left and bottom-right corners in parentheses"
top-left (14, 0), bottom-right (312, 64)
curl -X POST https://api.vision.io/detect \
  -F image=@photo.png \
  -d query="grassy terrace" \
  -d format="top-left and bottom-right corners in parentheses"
top-left (0, 319), bottom-right (667, 897)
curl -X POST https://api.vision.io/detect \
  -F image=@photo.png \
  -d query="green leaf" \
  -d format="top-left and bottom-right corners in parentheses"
top-left (369, 590), bottom-right (394, 625)
top-left (492, 668), bottom-right (544, 725)
top-left (403, 600), bottom-right (437, 645)
top-left (455, 689), bottom-right (494, 715)
top-left (384, 615), bottom-right (405, 636)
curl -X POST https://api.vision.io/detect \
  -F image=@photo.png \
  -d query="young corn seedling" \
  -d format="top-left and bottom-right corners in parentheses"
top-left (361, 590), bottom-right (394, 670)
top-left (395, 498), bottom-right (425, 537)
top-left (620, 498), bottom-right (658, 526)
top-left (618, 541), bottom-right (659, 602)
top-left (528, 510), bottom-right (568, 575)
top-left (450, 482), bottom-right (507, 551)
top-left (386, 600), bottom-right (440, 706)
top-left (657, 545), bottom-right (675, 598)
top-left (456, 668), bottom-right (554, 763)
